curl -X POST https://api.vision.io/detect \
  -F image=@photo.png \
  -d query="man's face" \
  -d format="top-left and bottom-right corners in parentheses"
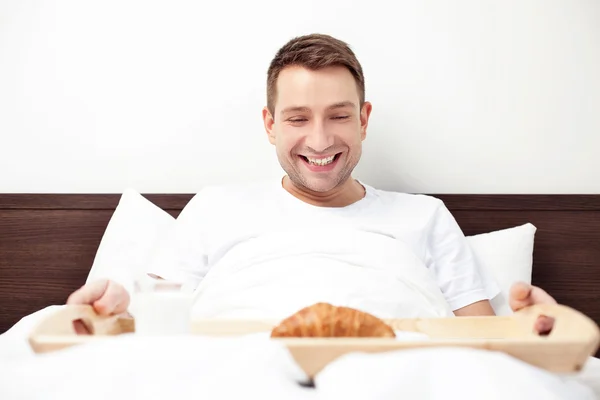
top-left (263, 65), bottom-right (372, 193)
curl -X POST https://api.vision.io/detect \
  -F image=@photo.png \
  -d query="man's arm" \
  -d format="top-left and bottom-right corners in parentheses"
top-left (453, 299), bottom-right (496, 316)
top-left (424, 200), bottom-right (500, 313)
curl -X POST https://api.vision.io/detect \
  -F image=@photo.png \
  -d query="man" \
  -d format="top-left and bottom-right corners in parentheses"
top-left (67, 34), bottom-right (557, 330)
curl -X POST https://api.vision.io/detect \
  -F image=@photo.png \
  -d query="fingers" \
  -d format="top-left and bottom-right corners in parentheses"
top-left (509, 282), bottom-right (558, 335)
top-left (509, 281), bottom-right (533, 312)
top-left (66, 279), bottom-right (130, 316)
top-left (73, 319), bottom-right (92, 335)
top-left (509, 281), bottom-right (557, 312)
top-left (93, 281), bottom-right (130, 316)
top-left (529, 285), bottom-right (557, 306)
top-left (534, 315), bottom-right (555, 336)
top-left (67, 280), bottom-right (109, 306)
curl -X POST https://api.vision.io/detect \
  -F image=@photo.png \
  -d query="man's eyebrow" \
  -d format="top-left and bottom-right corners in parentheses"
top-left (280, 106), bottom-right (310, 115)
top-left (280, 101), bottom-right (357, 116)
top-left (327, 101), bottom-right (356, 110)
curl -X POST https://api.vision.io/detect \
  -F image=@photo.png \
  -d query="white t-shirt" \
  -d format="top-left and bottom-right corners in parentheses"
top-left (147, 179), bottom-right (499, 320)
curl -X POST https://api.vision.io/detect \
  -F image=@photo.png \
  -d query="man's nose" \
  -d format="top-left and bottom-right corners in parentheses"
top-left (305, 122), bottom-right (334, 153)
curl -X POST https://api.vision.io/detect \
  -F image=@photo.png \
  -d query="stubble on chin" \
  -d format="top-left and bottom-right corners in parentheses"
top-left (284, 153), bottom-right (359, 194)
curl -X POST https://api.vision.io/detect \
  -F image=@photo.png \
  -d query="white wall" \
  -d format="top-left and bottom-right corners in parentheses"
top-left (1, 0), bottom-right (599, 194)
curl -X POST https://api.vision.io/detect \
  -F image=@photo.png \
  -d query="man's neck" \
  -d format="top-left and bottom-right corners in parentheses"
top-left (282, 175), bottom-right (366, 208)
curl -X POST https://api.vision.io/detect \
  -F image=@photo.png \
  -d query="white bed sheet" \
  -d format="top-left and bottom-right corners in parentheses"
top-left (315, 348), bottom-right (599, 400)
top-left (1, 306), bottom-right (598, 400)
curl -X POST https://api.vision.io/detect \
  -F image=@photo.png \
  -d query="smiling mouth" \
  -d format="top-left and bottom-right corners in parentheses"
top-left (299, 153), bottom-right (342, 166)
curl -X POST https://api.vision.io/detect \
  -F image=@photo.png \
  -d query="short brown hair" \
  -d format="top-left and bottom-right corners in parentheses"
top-left (266, 33), bottom-right (365, 116)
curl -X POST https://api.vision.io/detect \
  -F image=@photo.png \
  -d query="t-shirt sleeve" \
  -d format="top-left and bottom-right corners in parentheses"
top-left (425, 200), bottom-right (500, 311)
top-left (144, 190), bottom-right (211, 290)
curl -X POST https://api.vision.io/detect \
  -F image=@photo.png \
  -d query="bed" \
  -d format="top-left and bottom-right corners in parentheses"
top-left (1, 193), bottom-right (599, 399)
top-left (2, 193), bottom-right (599, 344)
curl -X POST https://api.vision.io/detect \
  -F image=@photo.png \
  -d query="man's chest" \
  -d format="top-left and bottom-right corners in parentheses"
top-left (201, 205), bottom-right (433, 266)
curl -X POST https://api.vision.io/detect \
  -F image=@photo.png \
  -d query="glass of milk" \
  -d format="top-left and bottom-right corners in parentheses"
top-left (132, 279), bottom-right (194, 336)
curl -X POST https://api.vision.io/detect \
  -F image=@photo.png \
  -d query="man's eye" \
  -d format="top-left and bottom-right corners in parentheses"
top-left (332, 116), bottom-right (350, 120)
top-left (289, 118), bottom-right (307, 123)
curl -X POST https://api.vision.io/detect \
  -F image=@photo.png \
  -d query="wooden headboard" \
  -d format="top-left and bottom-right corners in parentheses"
top-left (1, 194), bottom-right (600, 354)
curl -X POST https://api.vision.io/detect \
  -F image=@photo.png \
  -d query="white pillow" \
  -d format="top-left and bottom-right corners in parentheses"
top-left (467, 223), bottom-right (537, 316)
top-left (85, 189), bottom-right (176, 295)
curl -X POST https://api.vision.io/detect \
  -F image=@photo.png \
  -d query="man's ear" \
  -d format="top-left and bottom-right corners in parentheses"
top-left (360, 101), bottom-right (373, 141)
top-left (262, 107), bottom-right (276, 145)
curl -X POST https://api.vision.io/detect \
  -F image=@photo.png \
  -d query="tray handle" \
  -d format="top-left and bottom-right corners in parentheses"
top-left (28, 305), bottom-right (125, 353)
top-left (513, 304), bottom-right (599, 341)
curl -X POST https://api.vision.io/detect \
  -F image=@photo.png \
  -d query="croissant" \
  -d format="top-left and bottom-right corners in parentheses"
top-left (270, 302), bottom-right (396, 338)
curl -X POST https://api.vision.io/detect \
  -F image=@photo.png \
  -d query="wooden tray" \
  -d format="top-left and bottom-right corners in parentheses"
top-left (29, 304), bottom-right (600, 377)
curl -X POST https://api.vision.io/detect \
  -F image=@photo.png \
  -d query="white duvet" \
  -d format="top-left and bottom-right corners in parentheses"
top-left (1, 306), bottom-right (598, 400)
top-left (190, 229), bottom-right (456, 320)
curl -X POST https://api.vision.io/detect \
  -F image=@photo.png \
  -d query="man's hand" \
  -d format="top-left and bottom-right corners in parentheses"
top-left (66, 279), bottom-right (130, 316)
top-left (454, 282), bottom-right (559, 336)
top-left (509, 281), bottom-right (557, 311)
top-left (510, 281), bottom-right (557, 335)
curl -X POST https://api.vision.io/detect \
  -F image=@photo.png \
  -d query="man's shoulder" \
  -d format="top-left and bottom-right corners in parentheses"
top-left (366, 184), bottom-right (445, 211)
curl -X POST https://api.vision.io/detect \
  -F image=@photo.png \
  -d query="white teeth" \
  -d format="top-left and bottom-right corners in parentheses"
top-left (306, 155), bottom-right (336, 166)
